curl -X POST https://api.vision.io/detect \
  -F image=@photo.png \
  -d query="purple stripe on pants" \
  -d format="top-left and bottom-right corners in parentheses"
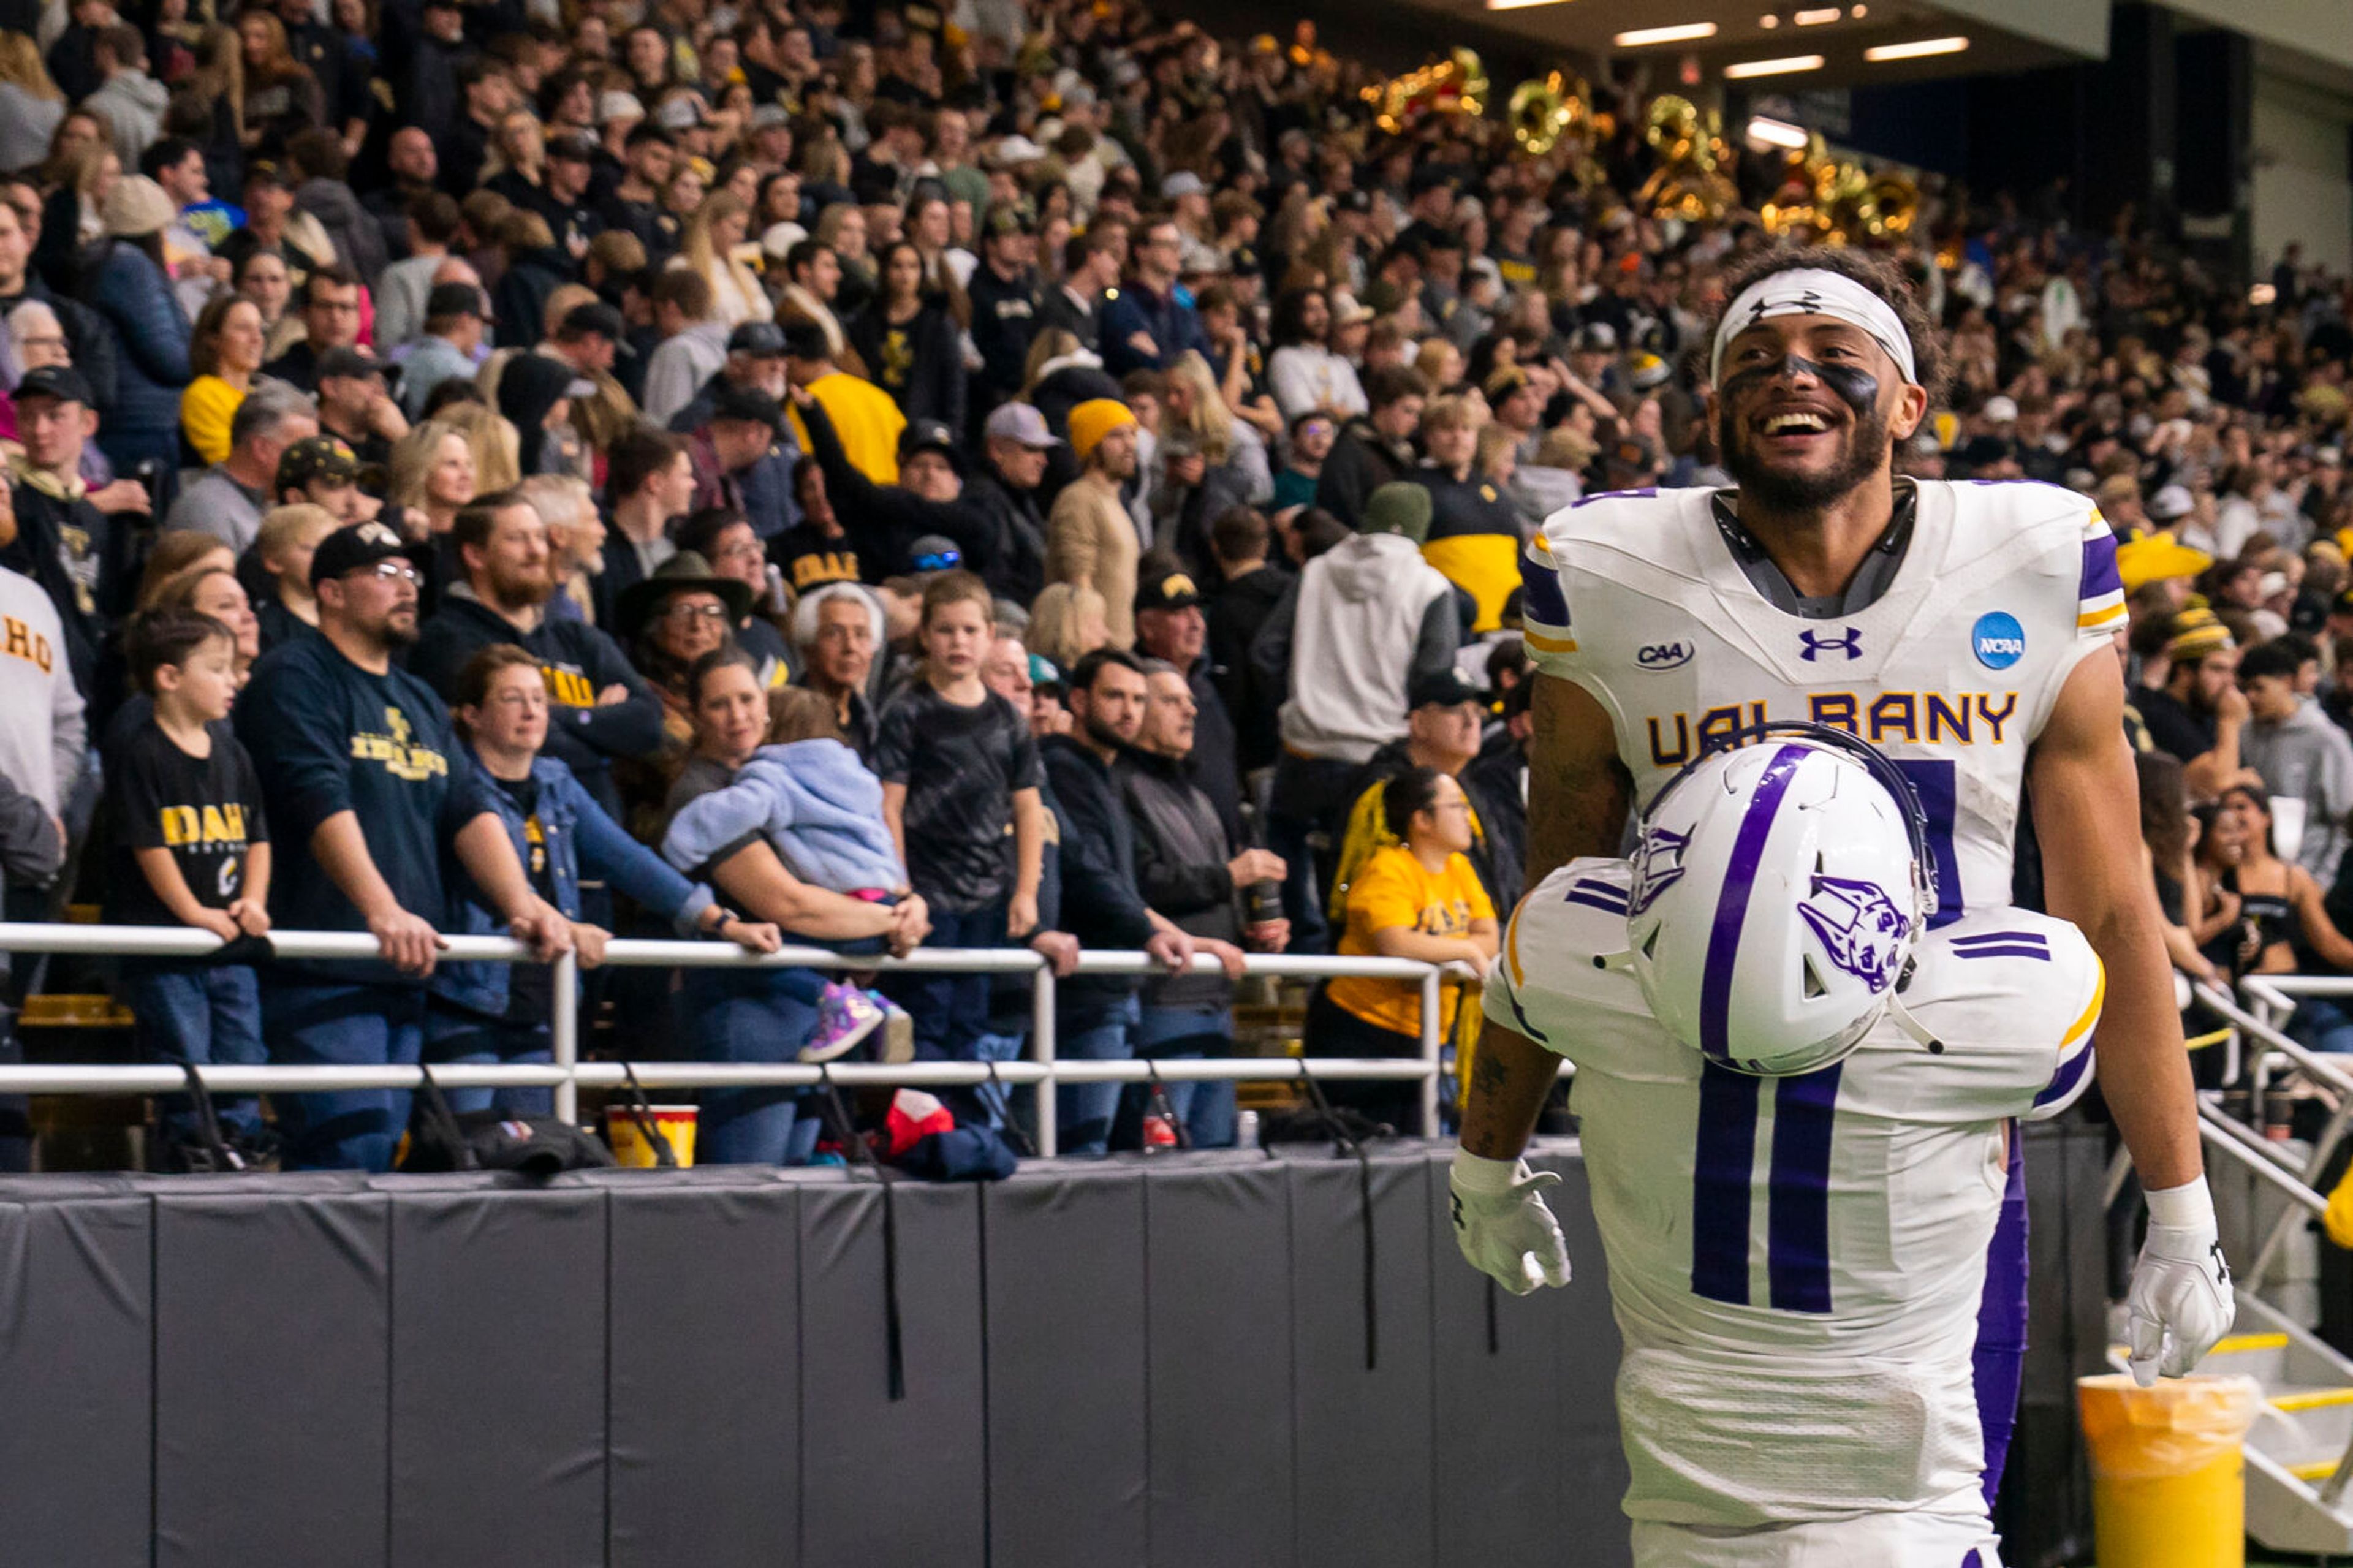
top-left (1972, 1121), bottom-right (2029, 1509)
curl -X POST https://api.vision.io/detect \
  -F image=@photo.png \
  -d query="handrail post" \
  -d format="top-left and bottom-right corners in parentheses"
top-left (551, 948), bottom-right (579, 1125)
top-left (1033, 960), bottom-right (1057, 1157)
top-left (1419, 965), bottom-right (1442, 1137)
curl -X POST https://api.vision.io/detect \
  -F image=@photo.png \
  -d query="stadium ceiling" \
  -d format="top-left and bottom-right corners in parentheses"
top-left (1419, 0), bottom-right (2104, 85)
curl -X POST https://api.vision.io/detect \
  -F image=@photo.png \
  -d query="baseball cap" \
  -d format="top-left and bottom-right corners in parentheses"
top-left (12, 364), bottom-right (92, 406)
top-left (900, 417), bottom-right (961, 465)
top-left (1982, 395), bottom-right (2019, 422)
top-left (426, 282), bottom-right (490, 321)
top-left (276, 434), bottom-right (358, 493)
top-left (727, 320), bottom-right (788, 357)
top-left (750, 103), bottom-right (790, 130)
top-left (907, 534), bottom-right (963, 573)
top-left (2164, 607), bottom-right (2233, 661)
top-left (1407, 668), bottom-right (1483, 709)
top-left (654, 95), bottom-right (707, 132)
top-left (983, 402), bottom-right (1059, 449)
top-left (2149, 483), bottom-right (2196, 521)
top-left (598, 89), bottom-right (645, 124)
top-left (316, 344), bottom-right (385, 381)
top-left (1135, 565), bottom-right (1202, 613)
top-left (708, 382), bottom-right (783, 429)
top-left (1571, 322), bottom-right (1618, 354)
top-left (1161, 170), bottom-right (1205, 200)
top-left (990, 134), bottom-right (1046, 167)
top-left (545, 132), bottom-right (597, 163)
top-left (561, 301), bottom-right (626, 343)
top-left (308, 520), bottom-right (411, 587)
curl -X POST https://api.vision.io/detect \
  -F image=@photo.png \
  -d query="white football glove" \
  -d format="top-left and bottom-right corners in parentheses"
top-left (1450, 1148), bottom-right (1572, 1295)
top-left (2126, 1175), bottom-right (2236, 1387)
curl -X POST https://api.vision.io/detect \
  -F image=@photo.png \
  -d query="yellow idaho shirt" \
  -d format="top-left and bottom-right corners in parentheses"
top-left (788, 371), bottom-right (907, 486)
top-left (1327, 844), bottom-right (1495, 1038)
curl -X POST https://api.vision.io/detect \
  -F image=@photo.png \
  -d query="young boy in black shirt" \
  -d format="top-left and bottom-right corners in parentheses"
top-left (874, 570), bottom-right (1044, 1061)
top-left (106, 609), bottom-right (273, 1153)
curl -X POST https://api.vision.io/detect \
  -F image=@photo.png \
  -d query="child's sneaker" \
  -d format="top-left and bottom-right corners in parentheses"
top-left (868, 990), bottom-right (916, 1063)
top-left (800, 982), bottom-right (884, 1062)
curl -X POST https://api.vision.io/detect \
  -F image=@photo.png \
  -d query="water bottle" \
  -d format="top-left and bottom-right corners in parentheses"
top-left (1235, 1109), bottom-right (1260, 1150)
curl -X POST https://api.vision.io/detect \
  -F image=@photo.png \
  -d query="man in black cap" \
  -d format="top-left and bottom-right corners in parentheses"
top-left (786, 383), bottom-right (995, 587)
top-left (398, 282), bottom-right (491, 419)
top-left (1134, 561), bottom-right (1242, 843)
top-left (1330, 666), bottom-right (1505, 919)
top-left (314, 346), bottom-right (407, 474)
top-left (686, 382), bottom-right (794, 523)
top-left (236, 520), bottom-right (572, 1171)
top-left (966, 200), bottom-right (1046, 421)
top-left (531, 133), bottom-right (604, 256)
top-left (274, 433), bottom-right (369, 521)
top-left (665, 320), bottom-right (789, 434)
top-left (964, 400), bottom-right (1059, 605)
top-left (2, 363), bottom-right (140, 701)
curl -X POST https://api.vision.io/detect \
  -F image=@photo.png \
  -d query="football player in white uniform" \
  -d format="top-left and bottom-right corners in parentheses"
top-left (1449, 249), bottom-right (2233, 1562)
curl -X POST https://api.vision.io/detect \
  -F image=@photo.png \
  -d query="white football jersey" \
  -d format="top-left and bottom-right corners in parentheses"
top-left (1488, 860), bottom-right (2101, 1529)
top-left (1520, 480), bottom-right (2124, 923)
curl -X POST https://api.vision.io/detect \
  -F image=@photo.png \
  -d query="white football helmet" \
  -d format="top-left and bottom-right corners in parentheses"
top-left (1622, 722), bottom-right (1938, 1077)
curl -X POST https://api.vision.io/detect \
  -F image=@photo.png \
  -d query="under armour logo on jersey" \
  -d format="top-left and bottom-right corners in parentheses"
top-left (1798, 627), bottom-right (1862, 662)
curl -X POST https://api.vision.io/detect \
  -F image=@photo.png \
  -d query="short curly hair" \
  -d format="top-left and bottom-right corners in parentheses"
top-left (1701, 246), bottom-right (1947, 405)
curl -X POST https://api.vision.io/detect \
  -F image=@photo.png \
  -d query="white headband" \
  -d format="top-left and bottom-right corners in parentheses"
top-left (1709, 267), bottom-right (1918, 387)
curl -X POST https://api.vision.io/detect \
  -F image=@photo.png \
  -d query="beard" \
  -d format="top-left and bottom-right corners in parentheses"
top-left (1082, 709), bottom-right (1132, 753)
top-left (1722, 401), bottom-right (1892, 512)
top-left (491, 561), bottom-right (557, 611)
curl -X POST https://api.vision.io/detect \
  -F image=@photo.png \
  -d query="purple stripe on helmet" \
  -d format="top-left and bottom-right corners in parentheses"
top-left (1566, 891), bottom-right (1629, 916)
top-left (2080, 528), bottom-right (2123, 602)
top-left (1953, 945), bottom-right (2053, 962)
top-left (1698, 743), bottom-right (1808, 1062)
top-left (1972, 1123), bottom-right (2029, 1509)
top-left (1691, 1061), bottom-right (1761, 1305)
top-left (1767, 1062), bottom-right (1843, 1312)
top-left (2033, 1037), bottom-right (2094, 1108)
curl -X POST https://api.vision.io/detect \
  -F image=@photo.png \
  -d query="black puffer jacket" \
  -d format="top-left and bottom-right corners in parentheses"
top-left (1116, 745), bottom-right (1240, 1012)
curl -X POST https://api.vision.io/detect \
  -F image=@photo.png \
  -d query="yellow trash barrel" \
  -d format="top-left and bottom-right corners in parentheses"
top-left (604, 1104), bottom-right (699, 1167)
top-left (2077, 1373), bottom-right (2260, 1567)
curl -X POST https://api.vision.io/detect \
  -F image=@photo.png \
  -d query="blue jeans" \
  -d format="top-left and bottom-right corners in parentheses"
top-left (122, 958), bottom-right (265, 1140)
top-left (260, 979), bottom-right (428, 1171)
top-left (883, 898), bottom-right (1006, 1060)
top-left (681, 965), bottom-right (825, 1165)
top-left (2294, 996), bottom-right (2353, 1054)
top-left (1056, 994), bottom-right (1140, 1156)
top-left (1135, 1003), bottom-right (1237, 1148)
top-left (425, 1009), bottom-right (553, 1118)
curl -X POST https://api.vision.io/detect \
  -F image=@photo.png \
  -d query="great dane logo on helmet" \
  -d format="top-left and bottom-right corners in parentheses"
top-left (1617, 722), bottom-right (1937, 1077)
top-left (1795, 875), bottom-right (1908, 993)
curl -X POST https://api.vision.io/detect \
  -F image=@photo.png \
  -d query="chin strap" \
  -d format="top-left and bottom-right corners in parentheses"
top-left (1883, 990), bottom-right (1945, 1056)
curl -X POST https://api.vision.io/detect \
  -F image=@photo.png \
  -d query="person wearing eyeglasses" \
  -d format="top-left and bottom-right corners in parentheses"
top-left (676, 504), bottom-right (794, 689)
top-left (235, 521), bottom-right (575, 1170)
top-left (616, 550), bottom-right (750, 762)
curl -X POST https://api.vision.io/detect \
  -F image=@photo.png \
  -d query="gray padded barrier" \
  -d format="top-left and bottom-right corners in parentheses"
top-left (1143, 1149), bottom-right (1296, 1568)
top-left (1282, 1145), bottom-right (1436, 1568)
top-left (2001, 1119), bottom-right (2112, 1568)
top-left (1427, 1143), bottom-right (1565, 1567)
top-left (1528, 1143), bottom-right (1636, 1567)
top-left (382, 1175), bottom-right (608, 1568)
top-left (589, 1167), bottom-right (806, 1568)
top-left (0, 1176), bottom-right (151, 1567)
top-left (798, 1172), bottom-right (987, 1564)
top-left (0, 1137), bottom-right (2113, 1561)
top-left (985, 1159), bottom-right (1149, 1568)
top-left (151, 1173), bottom-right (388, 1568)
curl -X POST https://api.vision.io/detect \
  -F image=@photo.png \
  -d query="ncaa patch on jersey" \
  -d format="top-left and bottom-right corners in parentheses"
top-left (1972, 611), bottom-right (2026, 671)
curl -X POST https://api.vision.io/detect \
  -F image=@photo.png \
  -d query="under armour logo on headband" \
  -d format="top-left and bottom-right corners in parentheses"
top-left (1713, 268), bottom-right (1919, 387)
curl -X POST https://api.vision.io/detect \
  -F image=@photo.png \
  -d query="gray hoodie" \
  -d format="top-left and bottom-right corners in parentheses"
top-left (2244, 695), bottom-right (2353, 883)
top-left (1255, 531), bottom-right (1459, 763)
top-left (86, 70), bottom-right (168, 167)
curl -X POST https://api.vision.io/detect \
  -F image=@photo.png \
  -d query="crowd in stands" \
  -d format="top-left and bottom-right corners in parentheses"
top-left (0, 0), bottom-right (2349, 1170)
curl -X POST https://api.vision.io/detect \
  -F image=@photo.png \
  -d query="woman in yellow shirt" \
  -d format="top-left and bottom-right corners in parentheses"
top-left (181, 293), bottom-right (267, 465)
top-left (1309, 765), bottom-right (1498, 1131)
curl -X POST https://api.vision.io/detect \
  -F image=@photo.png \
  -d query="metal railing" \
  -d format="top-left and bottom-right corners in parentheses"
top-left (0, 922), bottom-right (1469, 1158)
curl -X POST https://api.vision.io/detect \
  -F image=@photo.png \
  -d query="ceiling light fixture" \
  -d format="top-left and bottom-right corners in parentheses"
top-left (1794, 7), bottom-right (1841, 23)
top-left (1724, 53), bottom-right (1825, 77)
top-left (1614, 21), bottom-right (1719, 44)
top-left (1745, 115), bottom-right (1809, 150)
top-left (1863, 36), bottom-right (1971, 59)
top-left (1759, 12), bottom-right (1779, 25)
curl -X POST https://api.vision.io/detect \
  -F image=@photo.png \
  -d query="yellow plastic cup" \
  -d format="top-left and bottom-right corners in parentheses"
top-left (604, 1104), bottom-right (698, 1168)
top-left (2077, 1373), bottom-right (2260, 1567)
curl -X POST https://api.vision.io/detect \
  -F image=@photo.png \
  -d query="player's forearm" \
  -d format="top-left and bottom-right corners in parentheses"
top-left (1460, 1020), bottom-right (1558, 1159)
top-left (2086, 912), bottom-right (2204, 1191)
